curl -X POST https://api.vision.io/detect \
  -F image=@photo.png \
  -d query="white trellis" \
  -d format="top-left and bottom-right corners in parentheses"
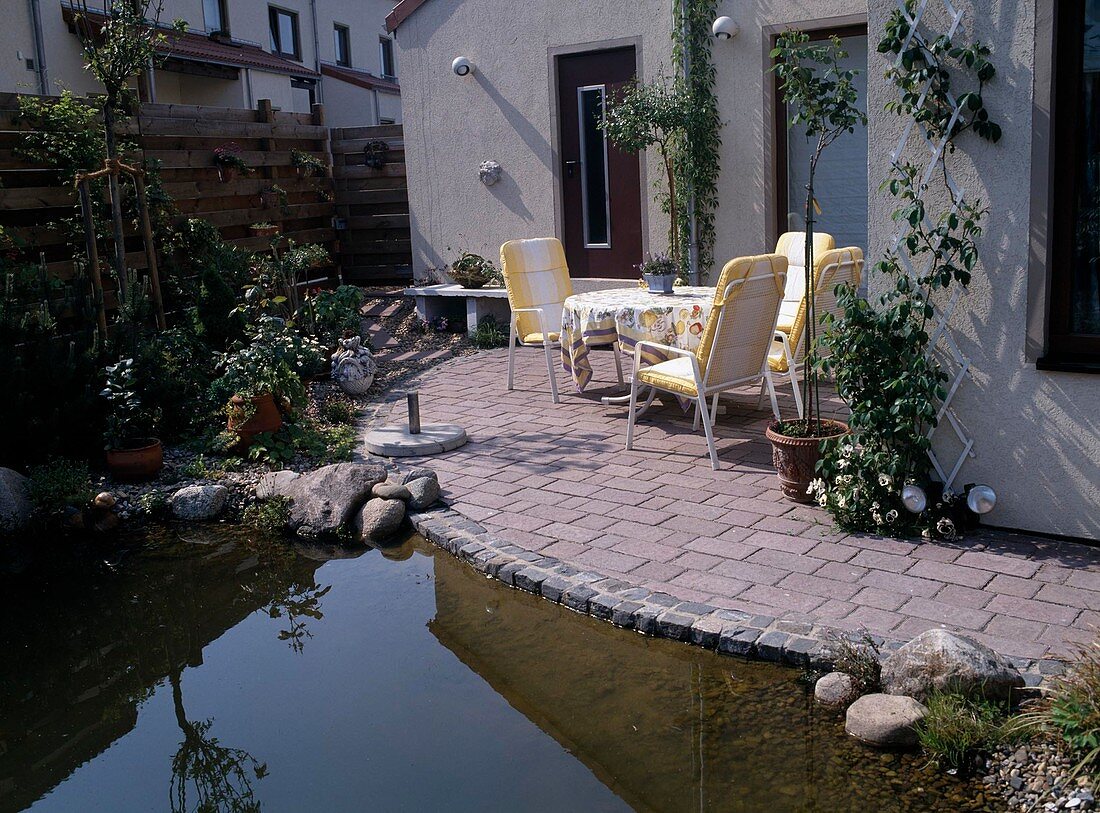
top-left (887, 0), bottom-right (976, 490)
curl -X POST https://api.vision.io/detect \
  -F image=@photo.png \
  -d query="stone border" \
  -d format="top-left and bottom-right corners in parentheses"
top-left (408, 505), bottom-right (1057, 685)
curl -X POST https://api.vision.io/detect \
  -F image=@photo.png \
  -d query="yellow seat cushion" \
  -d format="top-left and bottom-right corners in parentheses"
top-left (768, 340), bottom-right (790, 373)
top-left (636, 356), bottom-right (699, 397)
top-left (775, 315), bottom-right (795, 335)
top-left (521, 331), bottom-right (559, 345)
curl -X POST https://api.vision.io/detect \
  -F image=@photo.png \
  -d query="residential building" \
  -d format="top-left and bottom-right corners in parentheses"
top-left (387, 0), bottom-right (1100, 540)
top-left (5, 0), bottom-right (401, 125)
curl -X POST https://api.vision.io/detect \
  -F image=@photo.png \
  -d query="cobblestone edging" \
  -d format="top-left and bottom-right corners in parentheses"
top-left (409, 505), bottom-right (1057, 683)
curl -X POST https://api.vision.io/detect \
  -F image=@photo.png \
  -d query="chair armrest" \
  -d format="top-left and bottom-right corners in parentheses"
top-left (773, 330), bottom-right (796, 365)
top-left (633, 340), bottom-right (701, 383)
top-left (510, 306), bottom-right (553, 343)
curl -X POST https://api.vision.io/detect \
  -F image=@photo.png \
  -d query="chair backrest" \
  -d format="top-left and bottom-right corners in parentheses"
top-left (775, 231), bottom-right (836, 329)
top-left (695, 254), bottom-right (787, 387)
top-left (786, 246), bottom-right (864, 364)
top-left (499, 238), bottom-right (574, 338)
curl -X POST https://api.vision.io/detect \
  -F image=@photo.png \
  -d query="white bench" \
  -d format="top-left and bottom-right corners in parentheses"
top-left (404, 279), bottom-right (634, 335)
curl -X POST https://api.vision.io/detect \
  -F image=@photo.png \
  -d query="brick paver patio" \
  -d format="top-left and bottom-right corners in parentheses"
top-left (369, 345), bottom-right (1100, 664)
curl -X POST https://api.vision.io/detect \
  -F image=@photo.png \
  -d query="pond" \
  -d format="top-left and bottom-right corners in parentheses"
top-left (0, 527), bottom-right (998, 812)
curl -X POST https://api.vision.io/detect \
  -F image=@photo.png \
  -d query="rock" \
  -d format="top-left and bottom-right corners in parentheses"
top-left (355, 497), bottom-right (405, 542)
top-left (845, 693), bottom-right (927, 748)
top-left (881, 629), bottom-right (1024, 701)
top-left (400, 468), bottom-right (438, 486)
top-left (372, 482), bottom-right (411, 501)
top-left (170, 485), bottom-right (229, 521)
top-left (405, 476), bottom-right (441, 510)
top-left (815, 672), bottom-right (859, 707)
top-left (94, 492), bottom-right (116, 509)
top-left (0, 467), bottom-right (33, 533)
top-left (280, 463), bottom-right (386, 538)
top-left (256, 470), bottom-right (301, 499)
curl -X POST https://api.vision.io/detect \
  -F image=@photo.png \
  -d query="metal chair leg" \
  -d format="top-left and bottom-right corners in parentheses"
top-left (613, 342), bottom-right (625, 387)
top-left (765, 373), bottom-right (782, 422)
top-left (697, 394), bottom-right (720, 470)
top-left (507, 319), bottom-right (518, 391)
top-left (543, 340), bottom-right (559, 404)
top-left (789, 367), bottom-right (804, 419)
top-left (711, 393), bottom-right (720, 427)
top-left (626, 379), bottom-right (639, 451)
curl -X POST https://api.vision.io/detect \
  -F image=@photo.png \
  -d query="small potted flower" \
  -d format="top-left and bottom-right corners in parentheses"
top-left (638, 253), bottom-right (678, 294)
top-left (250, 222), bottom-right (281, 238)
top-left (291, 148), bottom-right (326, 178)
top-left (213, 142), bottom-right (249, 182)
top-left (101, 358), bottom-right (163, 482)
top-left (259, 184), bottom-right (289, 212)
top-left (450, 252), bottom-right (497, 289)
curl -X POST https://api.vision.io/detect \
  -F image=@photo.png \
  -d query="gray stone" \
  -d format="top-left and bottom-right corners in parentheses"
top-left (539, 576), bottom-right (570, 603)
top-left (784, 636), bottom-right (822, 667)
top-left (815, 672), bottom-right (859, 707)
top-left (611, 601), bottom-right (643, 628)
top-left (255, 470), bottom-right (300, 499)
top-left (718, 627), bottom-right (760, 657)
top-left (497, 560), bottom-right (524, 585)
top-left (690, 614), bottom-right (727, 649)
top-left (170, 484), bottom-right (229, 521)
top-left (562, 585), bottom-right (597, 613)
top-left (756, 631), bottom-right (790, 662)
top-left (355, 497), bottom-right (405, 542)
top-left (372, 482), bottom-right (412, 501)
top-left (656, 611), bottom-right (695, 641)
top-left (400, 468), bottom-right (438, 486)
top-left (589, 593), bottom-right (619, 621)
top-left (0, 467), bottom-right (33, 533)
top-left (280, 462), bottom-right (386, 538)
top-left (675, 601), bottom-right (717, 616)
top-left (845, 693), bottom-right (927, 748)
top-left (406, 476), bottom-right (441, 510)
top-left (513, 567), bottom-right (548, 593)
top-left (633, 605), bottom-right (662, 635)
top-left (881, 629), bottom-right (1025, 701)
top-left (364, 423), bottom-right (467, 456)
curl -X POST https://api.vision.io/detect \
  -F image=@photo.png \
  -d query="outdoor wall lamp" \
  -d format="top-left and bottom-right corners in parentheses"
top-left (452, 56), bottom-right (474, 77)
top-left (712, 16), bottom-right (740, 40)
top-left (966, 485), bottom-right (997, 515)
top-left (901, 484), bottom-right (928, 514)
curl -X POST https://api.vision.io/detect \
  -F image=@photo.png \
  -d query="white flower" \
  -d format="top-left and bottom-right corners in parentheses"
top-left (878, 474), bottom-right (893, 488)
top-left (937, 517), bottom-right (958, 539)
top-left (886, 509), bottom-right (899, 523)
top-left (837, 458), bottom-right (850, 469)
top-left (837, 495), bottom-right (847, 509)
top-left (872, 510), bottom-right (883, 524)
top-left (840, 474), bottom-right (853, 485)
top-left (841, 444), bottom-right (853, 458)
top-left (807, 478), bottom-right (825, 496)
top-left (817, 493), bottom-right (828, 507)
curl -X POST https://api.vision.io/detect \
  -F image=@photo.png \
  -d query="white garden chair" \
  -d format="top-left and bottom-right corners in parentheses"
top-left (625, 253), bottom-right (788, 470)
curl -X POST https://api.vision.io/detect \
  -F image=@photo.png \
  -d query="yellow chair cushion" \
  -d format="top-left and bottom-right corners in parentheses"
top-left (636, 356), bottom-right (699, 397)
top-left (694, 255), bottom-right (787, 374)
top-left (521, 331), bottom-right (559, 345)
top-left (768, 345), bottom-right (790, 373)
top-left (775, 315), bottom-right (795, 335)
top-left (500, 238), bottom-right (573, 341)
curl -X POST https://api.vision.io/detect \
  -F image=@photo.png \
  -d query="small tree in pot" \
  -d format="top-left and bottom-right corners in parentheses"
top-left (101, 358), bottom-right (163, 481)
top-left (766, 32), bottom-right (867, 501)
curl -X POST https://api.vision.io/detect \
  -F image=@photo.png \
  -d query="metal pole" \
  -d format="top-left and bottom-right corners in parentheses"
top-left (407, 392), bottom-right (421, 434)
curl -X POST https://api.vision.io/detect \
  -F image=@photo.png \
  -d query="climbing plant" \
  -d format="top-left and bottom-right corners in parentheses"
top-left (672, 0), bottom-right (722, 280)
top-left (811, 0), bottom-right (1001, 538)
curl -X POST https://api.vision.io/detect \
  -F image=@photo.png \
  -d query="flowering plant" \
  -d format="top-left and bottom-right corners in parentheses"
top-left (213, 142), bottom-right (249, 172)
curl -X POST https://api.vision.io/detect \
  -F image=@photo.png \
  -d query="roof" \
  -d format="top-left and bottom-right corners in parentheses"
top-left (62, 5), bottom-right (319, 78)
top-left (320, 63), bottom-right (401, 95)
top-left (385, 0), bottom-right (431, 32)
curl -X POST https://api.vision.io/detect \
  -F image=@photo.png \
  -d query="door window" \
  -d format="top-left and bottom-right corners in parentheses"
top-left (577, 85), bottom-right (611, 248)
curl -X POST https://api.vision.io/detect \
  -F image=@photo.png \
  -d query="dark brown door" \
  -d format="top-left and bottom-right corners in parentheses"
top-left (558, 48), bottom-right (643, 278)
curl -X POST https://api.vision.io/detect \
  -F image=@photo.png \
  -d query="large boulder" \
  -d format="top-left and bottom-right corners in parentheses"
top-left (405, 475), bottom-right (441, 511)
top-left (845, 694), bottom-right (927, 748)
top-left (355, 497), bottom-right (405, 542)
top-left (815, 672), bottom-right (859, 708)
top-left (881, 629), bottom-right (1024, 701)
top-left (170, 485), bottom-right (229, 521)
top-left (256, 470), bottom-right (300, 499)
top-left (0, 468), bottom-right (33, 533)
top-left (277, 462), bottom-right (386, 538)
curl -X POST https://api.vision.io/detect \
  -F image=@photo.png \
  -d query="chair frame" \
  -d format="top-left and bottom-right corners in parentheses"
top-left (626, 271), bottom-right (785, 471)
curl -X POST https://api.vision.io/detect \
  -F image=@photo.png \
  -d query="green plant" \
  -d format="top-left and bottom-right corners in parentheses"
top-left (637, 253), bottom-right (679, 278)
top-left (177, 454), bottom-right (223, 481)
top-left (449, 252), bottom-right (496, 288)
top-left (303, 285), bottom-right (364, 344)
top-left (917, 693), bottom-right (1009, 771)
top-left (259, 183), bottom-right (289, 213)
top-left (470, 315), bottom-right (509, 350)
top-left (133, 328), bottom-right (216, 440)
top-left (138, 491), bottom-right (170, 518)
top-left (238, 241), bottom-right (330, 323)
top-left (601, 77), bottom-right (693, 268)
top-left (291, 149), bottom-right (325, 176)
top-left (252, 222), bottom-right (276, 230)
top-left (318, 398), bottom-right (359, 425)
top-left (213, 142), bottom-right (249, 173)
top-left (770, 31), bottom-right (867, 437)
top-left (28, 459), bottom-right (93, 514)
top-left (814, 5), bottom-right (1000, 534)
top-left (824, 629), bottom-right (882, 693)
top-left (242, 496), bottom-right (291, 534)
top-left (101, 358), bottom-right (161, 448)
top-left (210, 323), bottom-right (314, 409)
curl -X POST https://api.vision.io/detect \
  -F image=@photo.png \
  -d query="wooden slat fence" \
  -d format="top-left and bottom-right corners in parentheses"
top-left (331, 124), bottom-right (412, 284)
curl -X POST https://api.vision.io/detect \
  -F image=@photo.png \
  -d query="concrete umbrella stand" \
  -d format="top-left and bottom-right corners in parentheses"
top-left (364, 393), bottom-right (468, 457)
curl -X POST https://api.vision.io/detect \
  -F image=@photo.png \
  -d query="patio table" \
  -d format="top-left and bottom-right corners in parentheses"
top-left (560, 286), bottom-right (714, 392)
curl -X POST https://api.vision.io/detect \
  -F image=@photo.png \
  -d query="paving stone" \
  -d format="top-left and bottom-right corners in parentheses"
top-left (647, 592), bottom-right (679, 608)
top-left (633, 605), bottom-right (662, 635)
top-left (675, 601), bottom-right (717, 616)
top-left (513, 567), bottom-right (549, 594)
top-left (497, 560), bottom-right (524, 586)
top-left (783, 637), bottom-right (822, 667)
top-left (562, 585), bottom-right (598, 613)
top-left (540, 575), bottom-right (571, 603)
top-left (755, 631), bottom-right (790, 662)
top-left (611, 601), bottom-right (643, 628)
top-left (656, 611), bottom-right (695, 641)
top-left (589, 592), bottom-right (620, 621)
top-left (718, 627), bottom-right (760, 657)
top-left (690, 614), bottom-right (727, 649)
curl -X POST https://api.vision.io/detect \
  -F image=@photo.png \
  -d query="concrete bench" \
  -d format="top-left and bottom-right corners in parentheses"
top-left (404, 279), bottom-right (635, 335)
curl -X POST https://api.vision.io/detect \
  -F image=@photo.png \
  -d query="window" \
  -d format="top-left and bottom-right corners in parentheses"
top-left (269, 6), bottom-right (300, 59)
top-left (203, 0), bottom-right (228, 33)
top-left (577, 85), bottom-right (610, 248)
top-left (1047, 0), bottom-right (1100, 363)
top-left (334, 24), bottom-right (351, 67)
top-left (379, 36), bottom-right (395, 78)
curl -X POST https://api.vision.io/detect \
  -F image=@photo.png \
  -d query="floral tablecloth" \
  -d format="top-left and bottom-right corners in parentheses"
top-left (560, 286), bottom-right (714, 391)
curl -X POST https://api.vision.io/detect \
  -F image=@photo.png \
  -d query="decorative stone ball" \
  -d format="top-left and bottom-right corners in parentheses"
top-left (478, 160), bottom-right (502, 186)
top-left (94, 491), bottom-right (117, 509)
top-left (330, 336), bottom-right (377, 396)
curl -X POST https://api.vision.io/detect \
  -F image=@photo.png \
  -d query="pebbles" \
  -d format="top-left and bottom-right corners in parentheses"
top-left (984, 741), bottom-right (1094, 810)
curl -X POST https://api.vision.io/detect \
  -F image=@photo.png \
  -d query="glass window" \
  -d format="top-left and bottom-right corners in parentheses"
top-left (577, 85), bottom-right (610, 248)
top-left (203, 0), bottom-right (227, 33)
top-left (379, 37), bottom-right (395, 78)
top-left (334, 24), bottom-right (350, 67)
top-left (269, 7), bottom-right (299, 59)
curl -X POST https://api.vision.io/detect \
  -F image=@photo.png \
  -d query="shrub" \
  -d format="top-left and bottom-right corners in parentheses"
top-left (133, 328), bottom-right (216, 440)
top-left (302, 285), bottom-right (364, 345)
top-left (137, 491), bottom-right (170, 518)
top-left (28, 459), bottom-right (93, 515)
top-left (824, 630), bottom-right (882, 693)
top-left (319, 398), bottom-right (358, 425)
top-left (470, 315), bottom-right (509, 349)
top-left (917, 693), bottom-right (1009, 771)
top-left (242, 496), bottom-right (291, 534)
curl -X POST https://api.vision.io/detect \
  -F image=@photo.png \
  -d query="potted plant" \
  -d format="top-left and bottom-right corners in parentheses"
top-left (101, 358), bottom-right (163, 481)
top-left (291, 149), bottom-right (326, 178)
top-left (250, 222), bottom-right (280, 238)
top-left (213, 142), bottom-right (249, 182)
top-left (765, 32), bottom-right (867, 502)
top-left (450, 252), bottom-right (496, 289)
top-left (638, 253), bottom-right (679, 294)
top-left (258, 184), bottom-right (289, 213)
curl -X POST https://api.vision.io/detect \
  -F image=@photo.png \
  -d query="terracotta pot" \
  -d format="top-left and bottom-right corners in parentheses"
top-left (106, 438), bottom-right (163, 482)
top-left (227, 392), bottom-right (283, 446)
top-left (217, 164), bottom-right (238, 183)
top-left (765, 419), bottom-right (850, 503)
top-left (249, 225), bottom-right (280, 238)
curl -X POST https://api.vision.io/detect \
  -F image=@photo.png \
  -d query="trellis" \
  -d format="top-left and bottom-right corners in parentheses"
top-left (886, 0), bottom-right (975, 489)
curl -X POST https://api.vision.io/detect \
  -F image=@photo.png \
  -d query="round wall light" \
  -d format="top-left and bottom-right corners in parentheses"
top-left (452, 56), bottom-right (474, 77)
top-left (966, 484), bottom-right (998, 515)
top-left (901, 484), bottom-right (928, 514)
top-left (712, 16), bottom-right (740, 40)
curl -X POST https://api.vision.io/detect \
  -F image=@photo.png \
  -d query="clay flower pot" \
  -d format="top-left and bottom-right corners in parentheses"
top-left (227, 392), bottom-right (283, 446)
top-left (105, 438), bottom-right (163, 482)
top-left (249, 224), bottom-right (280, 238)
top-left (765, 419), bottom-right (849, 503)
top-left (217, 165), bottom-right (238, 183)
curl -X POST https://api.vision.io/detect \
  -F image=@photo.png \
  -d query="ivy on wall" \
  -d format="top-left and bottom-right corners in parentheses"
top-left (672, 0), bottom-right (721, 280)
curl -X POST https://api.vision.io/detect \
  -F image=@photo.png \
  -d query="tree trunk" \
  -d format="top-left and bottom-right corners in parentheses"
top-left (803, 172), bottom-right (816, 429)
top-left (102, 102), bottom-right (130, 306)
top-left (663, 147), bottom-right (679, 269)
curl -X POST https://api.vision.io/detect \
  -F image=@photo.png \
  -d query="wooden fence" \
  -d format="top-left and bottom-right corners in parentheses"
top-left (331, 124), bottom-right (412, 284)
